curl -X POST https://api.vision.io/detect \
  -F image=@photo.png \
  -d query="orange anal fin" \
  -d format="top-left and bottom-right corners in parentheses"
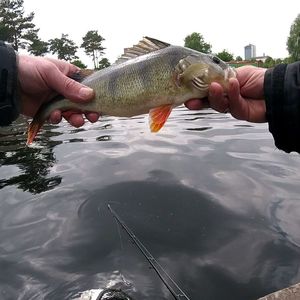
top-left (26, 119), bottom-right (45, 145)
top-left (149, 104), bottom-right (173, 133)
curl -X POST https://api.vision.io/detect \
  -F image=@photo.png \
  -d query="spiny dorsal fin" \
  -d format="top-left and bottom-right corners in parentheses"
top-left (115, 37), bottom-right (170, 64)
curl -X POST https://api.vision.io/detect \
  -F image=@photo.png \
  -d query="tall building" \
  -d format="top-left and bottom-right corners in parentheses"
top-left (244, 44), bottom-right (256, 60)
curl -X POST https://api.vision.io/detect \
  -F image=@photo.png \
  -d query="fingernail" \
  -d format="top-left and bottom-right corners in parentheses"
top-left (79, 87), bottom-right (93, 99)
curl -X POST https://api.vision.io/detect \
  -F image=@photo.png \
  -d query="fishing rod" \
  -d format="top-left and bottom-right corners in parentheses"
top-left (107, 204), bottom-right (191, 300)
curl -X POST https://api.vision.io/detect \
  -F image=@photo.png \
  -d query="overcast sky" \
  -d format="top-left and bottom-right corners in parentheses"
top-left (23, 0), bottom-right (299, 67)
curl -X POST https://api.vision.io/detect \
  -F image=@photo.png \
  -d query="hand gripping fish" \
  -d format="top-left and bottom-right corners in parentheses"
top-left (27, 37), bottom-right (236, 144)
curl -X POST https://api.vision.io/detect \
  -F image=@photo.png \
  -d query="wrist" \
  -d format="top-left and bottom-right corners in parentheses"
top-left (0, 41), bottom-right (20, 126)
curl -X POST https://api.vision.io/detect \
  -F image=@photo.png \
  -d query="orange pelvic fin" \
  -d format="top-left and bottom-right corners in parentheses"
top-left (149, 104), bottom-right (173, 132)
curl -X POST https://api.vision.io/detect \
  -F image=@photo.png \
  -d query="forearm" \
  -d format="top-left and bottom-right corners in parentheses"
top-left (264, 61), bottom-right (300, 153)
top-left (0, 41), bottom-right (19, 126)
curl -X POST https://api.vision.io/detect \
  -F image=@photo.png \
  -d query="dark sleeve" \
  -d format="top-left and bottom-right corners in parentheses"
top-left (264, 62), bottom-right (300, 153)
top-left (0, 41), bottom-right (19, 126)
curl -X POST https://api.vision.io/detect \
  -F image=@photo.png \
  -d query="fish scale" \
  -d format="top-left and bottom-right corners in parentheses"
top-left (26, 37), bottom-right (236, 144)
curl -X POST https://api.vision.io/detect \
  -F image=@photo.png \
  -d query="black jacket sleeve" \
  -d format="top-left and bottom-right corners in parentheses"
top-left (0, 41), bottom-right (19, 126)
top-left (264, 61), bottom-right (300, 153)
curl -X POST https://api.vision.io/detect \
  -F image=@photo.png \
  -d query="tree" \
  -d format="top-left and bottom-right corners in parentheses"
top-left (0, 0), bottom-right (39, 51)
top-left (216, 49), bottom-right (234, 62)
top-left (236, 56), bottom-right (243, 61)
top-left (27, 38), bottom-right (48, 56)
top-left (263, 56), bottom-right (275, 68)
top-left (81, 30), bottom-right (105, 69)
top-left (97, 57), bottom-right (110, 70)
top-left (287, 14), bottom-right (300, 62)
top-left (49, 34), bottom-right (78, 61)
top-left (26, 31), bottom-right (48, 56)
top-left (283, 57), bottom-right (292, 64)
top-left (71, 59), bottom-right (87, 69)
top-left (184, 32), bottom-right (212, 54)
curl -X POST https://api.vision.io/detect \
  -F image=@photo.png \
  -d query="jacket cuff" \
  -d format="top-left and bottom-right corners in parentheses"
top-left (0, 41), bottom-right (20, 126)
top-left (264, 63), bottom-right (300, 153)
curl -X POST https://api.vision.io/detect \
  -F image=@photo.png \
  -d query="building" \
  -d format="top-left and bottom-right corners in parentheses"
top-left (228, 60), bottom-right (264, 68)
top-left (253, 55), bottom-right (268, 63)
top-left (244, 44), bottom-right (256, 60)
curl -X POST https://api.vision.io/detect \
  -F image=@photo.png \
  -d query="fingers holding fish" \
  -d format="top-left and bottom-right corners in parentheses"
top-left (85, 112), bottom-right (100, 123)
top-left (45, 65), bottom-right (95, 102)
top-left (48, 109), bottom-right (62, 124)
top-left (207, 82), bottom-right (230, 113)
top-left (49, 110), bottom-right (100, 127)
top-left (27, 37), bottom-right (236, 144)
top-left (226, 78), bottom-right (266, 122)
top-left (184, 82), bottom-right (230, 114)
top-left (63, 112), bottom-right (85, 128)
top-left (44, 57), bottom-right (81, 77)
top-left (184, 98), bottom-right (209, 110)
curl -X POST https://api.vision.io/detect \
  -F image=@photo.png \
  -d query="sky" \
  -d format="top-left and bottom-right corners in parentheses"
top-left (22, 0), bottom-right (299, 68)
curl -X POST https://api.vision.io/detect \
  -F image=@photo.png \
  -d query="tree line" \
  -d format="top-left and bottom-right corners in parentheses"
top-left (183, 14), bottom-right (300, 68)
top-left (0, 0), bottom-right (299, 70)
top-left (0, 0), bottom-right (110, 69)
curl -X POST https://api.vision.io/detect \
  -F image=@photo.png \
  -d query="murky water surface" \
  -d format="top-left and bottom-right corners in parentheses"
top-left (1, 107), bottom-right (300, 300)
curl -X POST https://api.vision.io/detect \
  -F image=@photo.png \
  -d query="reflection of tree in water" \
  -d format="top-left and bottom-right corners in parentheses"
top-left (0, 118), bottom-right (62, 194)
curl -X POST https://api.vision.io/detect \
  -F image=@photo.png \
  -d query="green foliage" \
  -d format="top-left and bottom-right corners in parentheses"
top-left (235, 56), bottom-right (243, 61)
top-left (0, 0), bottom-right (38, 51)
top-left (97, 57), bottom-right (110, 70)
top-left (263, 56), bottom-right (275, 68)
top-left (81, 30), bottom-right (105, 69)
top-left (49, 34), bottom-right (78, 61)
top-left (282, 57), bottom-right (292, 64)
top-left (25, 31), bottom-right (48, 56)
top-left (71, 59), bottom-right (87, 69)
top-left (216, 49), bottom-right (234, 62)
top-left (184, 32), bottom-right (212, 53)
top-left (287, 14), bottom-right (300, 62)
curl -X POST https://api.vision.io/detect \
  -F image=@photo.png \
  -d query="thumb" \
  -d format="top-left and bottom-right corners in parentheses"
top-left (46, 65), bottom-right (95, 102)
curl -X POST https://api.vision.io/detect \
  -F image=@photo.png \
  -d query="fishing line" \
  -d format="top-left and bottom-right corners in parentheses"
top-left (107, 204), bottom-right (191, 300)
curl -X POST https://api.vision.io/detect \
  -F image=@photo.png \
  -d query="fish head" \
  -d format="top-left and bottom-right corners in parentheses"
top-left (175, 53), bottom-right (236, 97)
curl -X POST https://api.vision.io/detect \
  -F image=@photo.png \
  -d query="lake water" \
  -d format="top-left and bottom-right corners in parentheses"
top-left (1, 107), bottom-right (300, 300)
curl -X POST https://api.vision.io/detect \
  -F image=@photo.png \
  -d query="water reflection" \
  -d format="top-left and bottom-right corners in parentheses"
top-left (1, 108), bottom-right (300, 300)
top-left (0, 118), bottom-right (62, 194)
top-left (61, 174), bottom-right (299, 299)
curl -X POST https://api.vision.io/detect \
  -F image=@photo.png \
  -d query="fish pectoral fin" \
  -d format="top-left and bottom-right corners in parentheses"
top-left (149, 105), bottom-right (173, 132)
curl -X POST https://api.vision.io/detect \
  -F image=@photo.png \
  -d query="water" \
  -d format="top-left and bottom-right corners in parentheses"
top-left (1, 107), bottom-right (300, 300)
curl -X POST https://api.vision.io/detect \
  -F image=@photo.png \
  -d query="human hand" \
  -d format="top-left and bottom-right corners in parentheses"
top-left (18, 55), bottom-right (100, 127)
top-left (185, 65), bottom-right (267, 123)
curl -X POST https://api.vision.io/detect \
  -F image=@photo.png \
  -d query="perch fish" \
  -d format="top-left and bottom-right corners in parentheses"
top-left (27, 37), bottom-right (236, 144)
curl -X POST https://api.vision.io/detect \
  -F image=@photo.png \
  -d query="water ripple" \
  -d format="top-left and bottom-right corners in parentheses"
top-left (1, 107), bottom-right (300, 299)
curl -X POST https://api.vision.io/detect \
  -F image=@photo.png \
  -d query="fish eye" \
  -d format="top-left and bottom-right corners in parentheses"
top-left (212, 56), bottom-right (221, 64)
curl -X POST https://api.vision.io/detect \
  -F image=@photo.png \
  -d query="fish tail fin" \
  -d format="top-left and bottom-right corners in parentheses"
top-left (26, 115), bottom-right (46, 145)
top-left (26, 98), bottom-right (71, 145)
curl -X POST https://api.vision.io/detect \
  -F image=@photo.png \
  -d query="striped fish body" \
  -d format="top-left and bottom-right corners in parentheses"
top-left (78, 46), bottom-right (209, 116)
top-left (27, 37), bottom-right (236, 144)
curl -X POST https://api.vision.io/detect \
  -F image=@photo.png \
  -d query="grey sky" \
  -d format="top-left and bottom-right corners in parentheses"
top-left (23, 0), bottom-right (299, 67)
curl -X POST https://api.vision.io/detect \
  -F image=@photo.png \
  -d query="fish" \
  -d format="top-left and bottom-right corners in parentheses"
top-left (27, 37), bottom-right (236, 144)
